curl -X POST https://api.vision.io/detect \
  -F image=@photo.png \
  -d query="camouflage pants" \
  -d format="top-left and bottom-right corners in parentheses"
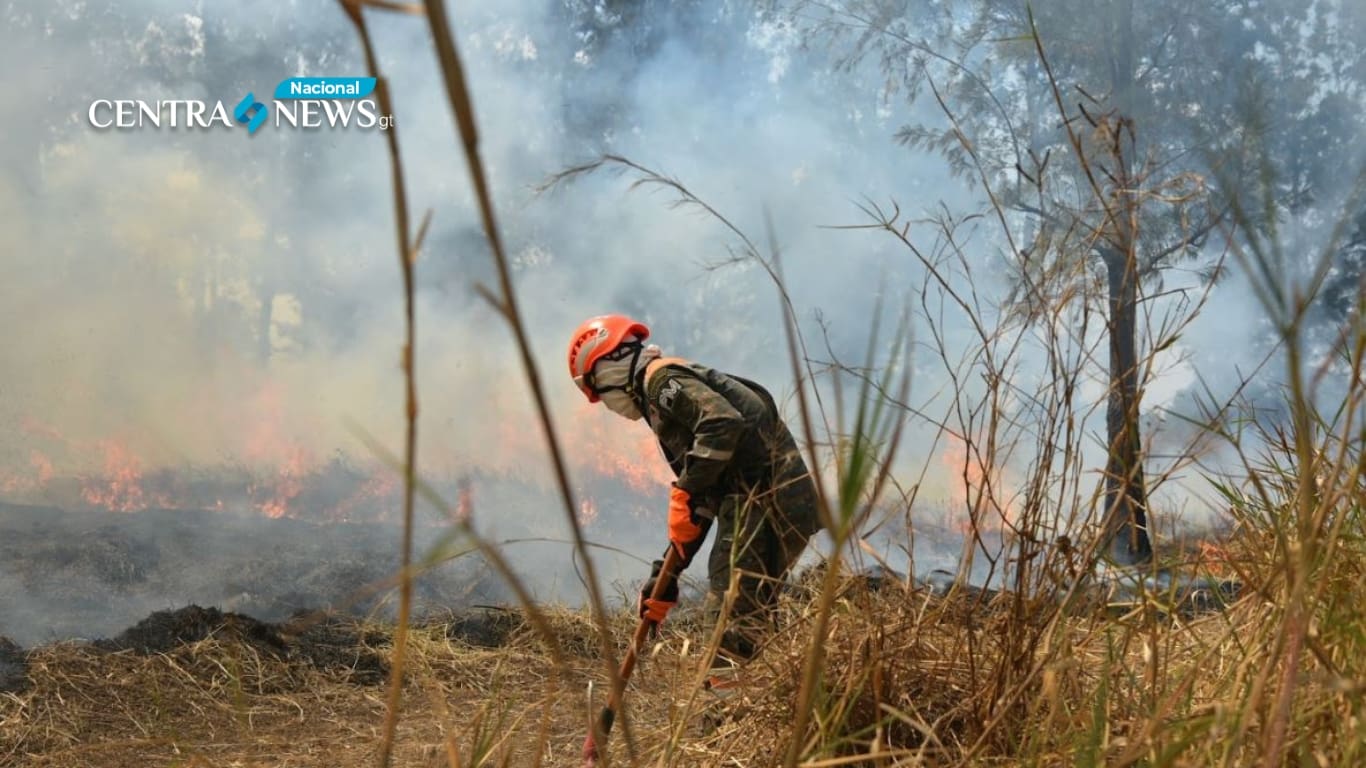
top-left (706, 472), bottom-right (820, 662)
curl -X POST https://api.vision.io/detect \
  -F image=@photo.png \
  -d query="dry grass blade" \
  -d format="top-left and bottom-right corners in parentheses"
top-left (342, 0), bottom-right (425, 14)
top-left (417, 0), bottom-right (625, 759)
top-left (334, 3), bottom-right (420, 766)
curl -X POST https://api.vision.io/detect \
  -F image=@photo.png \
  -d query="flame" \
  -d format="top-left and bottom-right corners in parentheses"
top-left (237, 379), bottom-right (320, 519)
top-left (454, 483), bottom-right (473, 524)
top-left (481, 402), bottom-right (673, 492)
top-left (1, 381), bottom-right (681, 524)
top-left (241, 380), bottom-right (312, 468)
top-left (0, 450), bottom-right (54, 495)
top-left (81, 439), bottom-right (150, 512)
top-left (251, 444), bottom-right (311, 519)
top-left (331, 469), bottom-right (401, 523)
top-left (940, 433), bottom-right (1017, 534)
top-left (579, 496), bottom-right (599, 527)
top-left (567, 405), bottom-right (673, 492)
top-left (31, 450), bottom-right (54, 486)
top-left (2, 419), bottom-right (67, 496)
top-left (1197, 540), bottom-right (1234, 577)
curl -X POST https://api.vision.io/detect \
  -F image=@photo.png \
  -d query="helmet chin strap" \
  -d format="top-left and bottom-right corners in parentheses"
top-left (625, 345), bottom-right (648, 416)
top-left (624, 342), bottom-right (661, 422)
top-left (623, 344), bottom-right (644, 395)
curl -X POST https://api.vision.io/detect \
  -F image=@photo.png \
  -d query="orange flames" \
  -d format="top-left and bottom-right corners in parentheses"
top-left (250, 445), bottom-right (311, 519)
top-left (940, 433), bottom-right (1017, 534)
top-left (454, 483), bottom-right (473, 524)
top-left (566, 404), bottom-right (673, 492)
top-left (1196, 540), bottom-right (1235, 577)
top-left (1, 419), bottom-right (63, 496)
top-left (482, 402), bottom-right (672, 492)
top-left (482, 401), bottom-right (673, 496)
top-left (473, 403), bottom-right (668, 526)
top-left (31, 451), bottom-right (54, 486)
top-left (1, 383), bottom-right (678, 524)
top-left (579, 496), bottom-right (599, 527)
top-left (332, 470), bottom-right (402, 523)
top-left (1, 450), bottom-right (54, 496)
top-left (81, 439), bottom-right (155, 512)
top-left (565, 405), bottom-right (672, 526)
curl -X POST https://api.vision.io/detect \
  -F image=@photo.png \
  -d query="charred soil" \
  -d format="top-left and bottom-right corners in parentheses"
top-left (0, 502), bottom-right (503, 646)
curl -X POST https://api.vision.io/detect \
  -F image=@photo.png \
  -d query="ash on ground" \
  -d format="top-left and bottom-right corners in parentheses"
top-left (0, 636), bottom-right (25, 693)
top-left (89, 605), bottom-right (390, 685)
top-left (0, 502), bottom-right (506, 647)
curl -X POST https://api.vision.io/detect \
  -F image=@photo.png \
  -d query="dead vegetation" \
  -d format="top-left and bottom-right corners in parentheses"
top-left (3, 552), bottom-right (1326, 768)
top-left (0, 604), bottom-right (597, 767)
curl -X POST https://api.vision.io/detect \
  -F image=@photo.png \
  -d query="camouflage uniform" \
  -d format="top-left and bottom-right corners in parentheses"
top-left (640, 360), bottom-right (821, 660)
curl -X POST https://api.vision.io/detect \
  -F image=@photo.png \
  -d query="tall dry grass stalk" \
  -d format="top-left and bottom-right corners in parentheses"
top-left (1207, 161), bottom-right (1366, 765)
top-left (335, 0), bottom-right (619, 764)
top-left (334, 4), bottom-right (422, 765)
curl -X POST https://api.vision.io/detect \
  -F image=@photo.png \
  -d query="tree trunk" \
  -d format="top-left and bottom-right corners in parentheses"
top-left (1101, 243), bottom-right (1153, 564)
top-left (1097, 0), bottom-right (1153, 566)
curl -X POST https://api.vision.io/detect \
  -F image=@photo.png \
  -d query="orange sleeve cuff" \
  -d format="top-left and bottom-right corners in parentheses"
top-left (667, 485), bottom-right (704, 548)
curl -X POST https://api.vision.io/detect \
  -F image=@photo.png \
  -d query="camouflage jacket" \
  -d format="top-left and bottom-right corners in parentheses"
top-left (638, 360), bottom-right (808, 508)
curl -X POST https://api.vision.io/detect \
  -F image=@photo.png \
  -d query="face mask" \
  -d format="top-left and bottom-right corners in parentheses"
top-left (600, 389), bottom-right (643, 420)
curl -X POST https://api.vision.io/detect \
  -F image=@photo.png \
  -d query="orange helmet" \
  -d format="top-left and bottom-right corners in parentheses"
top-left (567, 314), bottom-right (650, 402)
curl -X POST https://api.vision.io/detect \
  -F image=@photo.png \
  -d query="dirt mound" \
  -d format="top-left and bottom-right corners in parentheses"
top-left (0, 636), bottom-right (25, 693)
top-left (94, 605), bottom-right (286, 656)
top-left (88, 605), bottom-right (390, 685)
top-left (440, 606), bottom-right (526, 648)
top-left (281, 612), bottom-right (389, 685)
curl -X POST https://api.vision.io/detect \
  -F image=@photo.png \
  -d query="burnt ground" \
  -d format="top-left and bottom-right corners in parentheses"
top-left (0, 502), bottom-right (507, 647)
top-left (0, 494), bottom-right (1249, 766)
top-left (0, 600), bottom-right (624, 767)
top-left (82, 605), bottom-right (389, 685)
top-left (0, 605), bottom-right (392, 692)
top-left (0, 636), bottom-right (24, 693)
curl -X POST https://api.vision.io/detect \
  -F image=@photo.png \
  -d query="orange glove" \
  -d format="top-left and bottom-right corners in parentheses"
top-left (640, 598), bottom-right (673, 623)
top-left (668, 485), bottom-right (707, 560)
top-left (637, 559), bottom-right (680, 624)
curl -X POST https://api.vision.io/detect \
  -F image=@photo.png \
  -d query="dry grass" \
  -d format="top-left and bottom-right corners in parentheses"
top-left (7, 638), bottom-right (389, 767)
top-left (0, 607), bottom-right (623, 768)
top-left (11, 551), bottom-right (1353, 768)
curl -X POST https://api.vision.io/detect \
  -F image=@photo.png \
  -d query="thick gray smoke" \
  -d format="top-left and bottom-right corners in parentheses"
top-left (1, 0), bottom-right (1361, 639)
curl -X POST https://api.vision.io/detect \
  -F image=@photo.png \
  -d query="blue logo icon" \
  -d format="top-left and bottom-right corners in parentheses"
top-left (233, 92), bottom-right (267, 134)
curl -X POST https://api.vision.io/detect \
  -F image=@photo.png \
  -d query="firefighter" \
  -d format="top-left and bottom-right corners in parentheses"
top-left (567, 314), bottom-right (822, 682)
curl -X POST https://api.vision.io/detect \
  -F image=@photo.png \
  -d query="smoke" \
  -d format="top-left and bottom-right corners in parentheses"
top-left (2, 0), bottom-right (1361, 636)
top-left (4, 15), bottom-right (925, 490)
